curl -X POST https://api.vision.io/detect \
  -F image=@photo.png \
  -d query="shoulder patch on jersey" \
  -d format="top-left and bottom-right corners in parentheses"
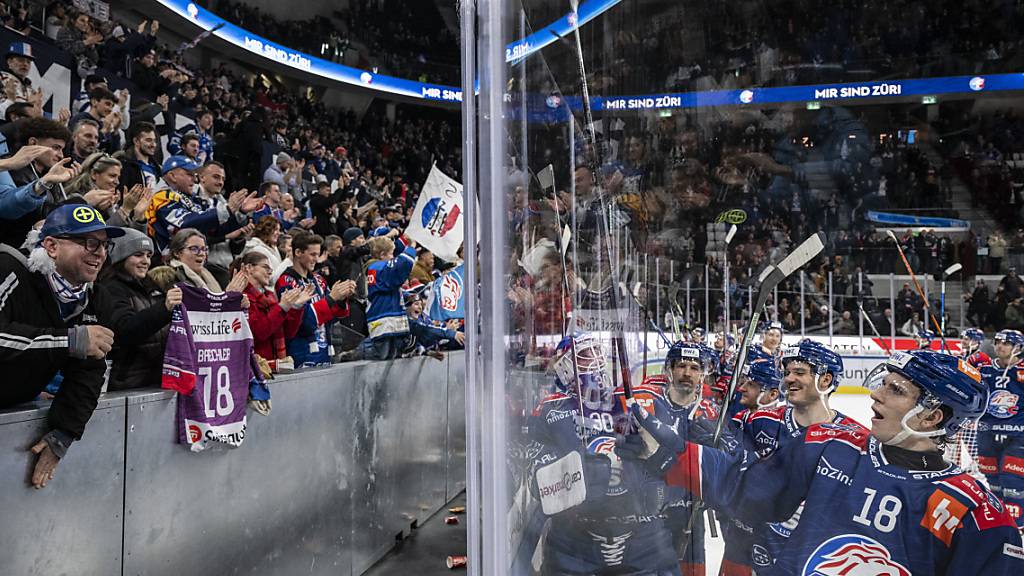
top-left (973, 498), bottom-right (1017, 532)
top-left (921, 488), bottom-right (969, 546)
top-left (834, 415), bottom-right (870, 434)
top-left (801, 534), bottom-right (910, 576)
top-left (750, 405), bottom-right (786, 422)
top-left (938, 473), bottom-right (989, 507)
top-left (804, 422), bottom-right (869, 450)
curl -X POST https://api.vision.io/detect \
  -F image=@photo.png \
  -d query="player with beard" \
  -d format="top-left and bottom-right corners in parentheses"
top-left (627, 350), bottom-right (1022, 574)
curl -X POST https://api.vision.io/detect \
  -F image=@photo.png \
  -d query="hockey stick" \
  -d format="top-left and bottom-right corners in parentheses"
top-left (564, 0), bottom-right (634, 400)
top-left (678, 231), bottom-right (826, 560)
top-left (857, 301), bottom-right (892, 354)
top-left (629, 289), bottom-right (673, 347)
top-left (885, 230), bottom-right (948, 350)
top-left (711, 231), bottom-right (827, 446)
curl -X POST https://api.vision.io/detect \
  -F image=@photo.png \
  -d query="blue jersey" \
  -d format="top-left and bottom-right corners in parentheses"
top-left (980, 359), bottom-right (1024, 432)
top-left (168, 123), bottom-right (214, 164)
top-left (667, 423), bottom-right (1024, 575)
top-left (527, 384), bottom-right (680, 574)
top-left (742, 405), bottom-right (868, 570)
top-left (274, 268), bottom-right (348, 367)
top-left (365, 240), bottom-right (416, 339)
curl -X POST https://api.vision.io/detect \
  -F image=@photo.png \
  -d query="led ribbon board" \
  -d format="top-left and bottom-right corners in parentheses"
top-left (156, 0), bottom-right (622, 102)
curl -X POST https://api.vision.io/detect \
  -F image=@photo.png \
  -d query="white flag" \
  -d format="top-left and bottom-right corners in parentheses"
top-left (406, 165), bottom-right (464, 261)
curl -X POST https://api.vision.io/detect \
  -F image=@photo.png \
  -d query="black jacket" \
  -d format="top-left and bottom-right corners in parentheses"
top-left (0, 245), bottom-right (112, 441)
top-left (101, 271), bottom-right (171, 391)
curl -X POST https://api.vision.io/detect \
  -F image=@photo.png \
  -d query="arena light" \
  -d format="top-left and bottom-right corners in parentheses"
top-left (155, 0), bottom-right (622, 103)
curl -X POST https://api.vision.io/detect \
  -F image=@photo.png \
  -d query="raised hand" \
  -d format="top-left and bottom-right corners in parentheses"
top-left (41, 158), bottom-right (80, 185)
top-left (0, 145), bottom-right (53, 171)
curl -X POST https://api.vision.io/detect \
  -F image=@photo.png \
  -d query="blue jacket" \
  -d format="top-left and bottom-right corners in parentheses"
top-left (365, 239), bottom-right (416, 338)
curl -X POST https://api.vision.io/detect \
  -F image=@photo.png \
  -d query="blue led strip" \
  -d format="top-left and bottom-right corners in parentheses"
top-left (591, 74), bottom-right (1023, 110)
top-left (867, 211), bottom-right (971, 230)
top-left (158, 2), bottom-right (1023, 109)
top-left (157, 0), bottom-right (621, 102)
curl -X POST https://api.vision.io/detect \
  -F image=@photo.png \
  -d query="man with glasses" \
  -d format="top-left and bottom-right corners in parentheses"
top-left (0, 203), bottom-right (124, 489)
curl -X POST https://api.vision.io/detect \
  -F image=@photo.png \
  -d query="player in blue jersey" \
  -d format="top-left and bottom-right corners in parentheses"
top-left (916, 329), bottom-right (935, 350)
top-left (629, 349), bottom-right (1023, 575)
top-left (758, 321), bottom-right (784, 360)
top-left (718, 352), bottom-right (784, 576)
top-left (635, 341), bottom-right (724, 575)
top-left (729, 340), bottom-right (867, 573)
top-left (978, 328), bottom-right (1024, 527)
top-left (528, 333), bottom-right (681, 576)
top-left (959, 328), bottom-right (991, 368)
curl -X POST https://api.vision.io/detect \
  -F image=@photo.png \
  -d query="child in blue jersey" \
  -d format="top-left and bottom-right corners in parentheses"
top-left (626, 350), bottom-right (1023, 575)
top-left (337, 233), bottom-right (418, 361)
top-left (275, 231), bottom-right (353, 367)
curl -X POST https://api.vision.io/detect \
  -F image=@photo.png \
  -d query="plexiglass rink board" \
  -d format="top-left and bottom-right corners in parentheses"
top-left (469, 0), bottom-right (1024, 574)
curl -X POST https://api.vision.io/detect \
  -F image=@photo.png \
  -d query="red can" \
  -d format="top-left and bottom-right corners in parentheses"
top-left (446, 555), bottom-right (467, 569)
top-left (444, 515), bottom-right (460, 525)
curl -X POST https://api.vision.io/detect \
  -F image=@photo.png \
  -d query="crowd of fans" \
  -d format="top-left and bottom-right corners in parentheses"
top-left (0, 3), bottom-right (464, 487)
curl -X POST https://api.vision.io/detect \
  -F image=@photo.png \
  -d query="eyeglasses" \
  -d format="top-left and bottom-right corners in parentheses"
top-left (186, 245), bottom-right (209, 255)
top-left (57, 236), bottom-right (113, 254)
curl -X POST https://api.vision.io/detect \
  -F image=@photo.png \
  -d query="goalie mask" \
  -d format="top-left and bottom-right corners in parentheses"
top-left (864, 350), bottom-right (987, 445)
top-left (552, 332), bottom-right (608, 395)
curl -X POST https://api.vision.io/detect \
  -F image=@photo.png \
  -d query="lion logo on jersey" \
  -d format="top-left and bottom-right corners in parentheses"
top-left (987, 390), bottom-right (1020, 418)
top-left (802, 535), bottom-right (911, 576)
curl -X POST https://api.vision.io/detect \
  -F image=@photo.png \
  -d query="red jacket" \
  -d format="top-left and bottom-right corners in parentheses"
top-left (243, 283), bottom-right (303, 360)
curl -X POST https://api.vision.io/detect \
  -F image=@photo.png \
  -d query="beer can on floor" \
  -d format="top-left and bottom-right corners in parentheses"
top-left (446, 555), bottom-right (467, 569)
top-left (444, 515), bottom-right (460, 525)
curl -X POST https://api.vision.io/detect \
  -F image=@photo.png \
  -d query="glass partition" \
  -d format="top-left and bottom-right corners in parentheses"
top-left (466, 0), bottom-right (1024, 573)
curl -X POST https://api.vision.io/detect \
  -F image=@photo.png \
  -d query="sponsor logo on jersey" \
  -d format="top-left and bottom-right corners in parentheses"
top-left (537, 469), bottom-right (583, 498)
top-left (546, 408), bottom-right (575, 424)
top-left (922, 489), bottom-right (968, 546)
top-left (986, 390), bottom-right (1020, 419)
top-left (1004, 543), bottom-right (1024, 560)
top-left (1003, 455), bottom-right (1024, 477)
top-left (755, 430), bottom-right (778, 450)
top-left (973, 498), bottom-right (1016, 531)
top-left (802, 535), bottom-right (911, 576)
top-left (751, 544), bottom-right (772, 567)
top-left (816, 457), bottom-right (853, 486)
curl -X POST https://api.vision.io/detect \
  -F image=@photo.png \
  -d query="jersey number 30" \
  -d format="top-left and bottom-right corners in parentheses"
top-left (852, 487), bottom-right (902, 533)
top-left (199, 366), bottom-right (234, 418)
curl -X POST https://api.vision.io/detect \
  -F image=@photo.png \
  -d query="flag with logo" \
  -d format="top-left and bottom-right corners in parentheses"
top-left (428, 263), bottom-right (465, 322)
top-left (406, 164), bottom-right (464, 262)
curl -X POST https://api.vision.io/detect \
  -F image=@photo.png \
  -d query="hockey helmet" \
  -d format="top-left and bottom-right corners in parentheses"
top-left (665, 341), bottom-right (718, 376)
top-left (864, 350), bottom-right (987, 441)
top-left (782, 339), bottom-right (844, 391)
top-left (552, 332), bottom-right (607, 392)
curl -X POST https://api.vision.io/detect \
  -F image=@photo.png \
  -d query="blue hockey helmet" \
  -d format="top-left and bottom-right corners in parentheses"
top-left (665, 341), bottom-right (717, 376)
top-left (690, 327), bottom-right (706, 343)
top-left (961, 328), bottom-right (985, 343)
top-left (762, 321), bottom-right (784, 336)
top-left (864, 350), bottom-right (987, 441)
top-left (917, 329), bottom-right (935, 340)
top-left (742, 356), bottom-right (783, 393)
top-left (994, 329), bottom-right (1024, 348)
top-left (782, 339), bottom-right (844, 390)
top-left (552, 332), bottom-right (607, 392)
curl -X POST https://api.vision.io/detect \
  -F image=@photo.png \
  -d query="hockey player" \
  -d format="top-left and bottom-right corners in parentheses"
top-left (759, 321), bottom-right (784, 359)
top-left (960, 328), bottom-right (991, 368)
top-left (730, 340), bottom-right (866, 573)
top-left (631, 349), bottom-right (1023, 574)
top-left (528, 333), bottom-right (681, 576)
top-left (646, 341), bottom-right (724, 575)
top-left (978, 328), bottom-right (1024, 528)
top-left (718, 353), bottom-right (784, 576)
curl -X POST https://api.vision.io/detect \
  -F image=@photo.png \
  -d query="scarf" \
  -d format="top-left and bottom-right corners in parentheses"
top-left (169, 259), bottom-right (222, 292)
top-left (46, 270), bottom-right (89, 320)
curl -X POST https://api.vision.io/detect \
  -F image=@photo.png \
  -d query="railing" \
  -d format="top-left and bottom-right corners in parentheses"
top-left (0, 352), bottom-right (466, 576)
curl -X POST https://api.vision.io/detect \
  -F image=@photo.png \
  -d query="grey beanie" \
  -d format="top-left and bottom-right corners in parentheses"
top-left (109, 227), bottom-right (154, 265)
top-left (275, 152), bottom-right (293, 167)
